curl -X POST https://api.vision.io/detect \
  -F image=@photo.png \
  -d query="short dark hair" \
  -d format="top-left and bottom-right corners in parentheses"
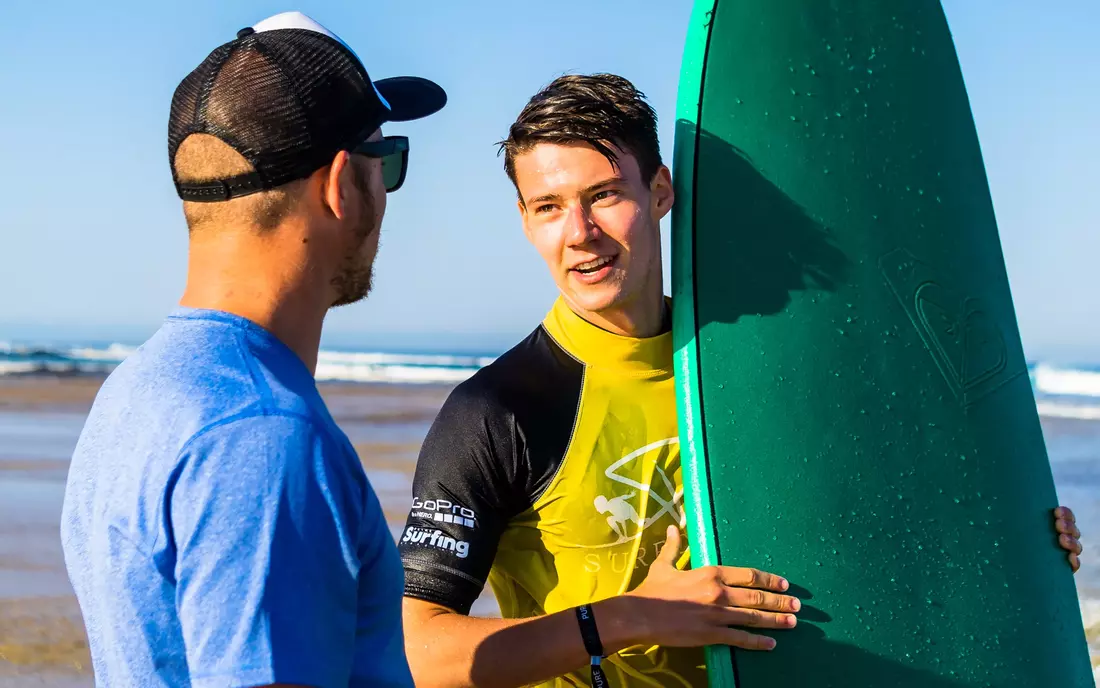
top-left (498, 73), bottom-right (662, 196)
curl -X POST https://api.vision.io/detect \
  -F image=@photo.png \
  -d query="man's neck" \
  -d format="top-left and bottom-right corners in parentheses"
top-left (179, 234), bottom-right (328, 374)
top-left (566, 289), bottom-right (668, 340)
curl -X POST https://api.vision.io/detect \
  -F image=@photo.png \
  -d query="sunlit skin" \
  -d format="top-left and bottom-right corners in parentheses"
top-left (1057, 506), bottom-right (1083, 573)
top-left (515, 141), bottom-right (674, 339)
top-left (331, 129), bottom-right (387, 308)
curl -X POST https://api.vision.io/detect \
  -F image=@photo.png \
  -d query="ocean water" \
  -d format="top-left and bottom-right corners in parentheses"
top-left (3, 341), bottom-right (1099, 406)
top-left (0, 341), bottom-right (496, 385)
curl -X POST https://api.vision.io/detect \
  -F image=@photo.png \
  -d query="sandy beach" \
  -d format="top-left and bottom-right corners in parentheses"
top-left (1, 375), bottom-right (1098, 685)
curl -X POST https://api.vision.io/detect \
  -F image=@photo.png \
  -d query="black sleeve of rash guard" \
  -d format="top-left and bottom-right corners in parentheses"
top-left (399, 326), bottom-right (583, 615)
top-left (398, 378), bottom-right (526, 615)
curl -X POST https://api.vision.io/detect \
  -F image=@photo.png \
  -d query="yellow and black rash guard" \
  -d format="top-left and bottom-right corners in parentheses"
top-left (400, 298), bottom-right (706, 687)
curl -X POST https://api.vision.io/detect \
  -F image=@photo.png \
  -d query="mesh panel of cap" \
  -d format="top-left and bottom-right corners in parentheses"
top-left (168, 29), bottom-right (386, 196)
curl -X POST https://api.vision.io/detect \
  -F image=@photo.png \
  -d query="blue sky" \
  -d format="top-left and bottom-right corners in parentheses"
top-left (0, 0), bottom-right (1095, 360)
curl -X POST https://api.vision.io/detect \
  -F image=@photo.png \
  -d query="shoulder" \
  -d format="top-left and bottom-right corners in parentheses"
top-left (111, 314), bottom-right (323, 436)
top-left (106, 317), bottom-right (267, 418)
top-left (178, 412), bottom-right (361, 498)
top-left (181, 410), bottom-right (317, 448)
top-left (398, 330), bottom-right (588, 613)
top-left (416, 325), bottom-right (584, 505)
top-left (438, 324), bottom-right (584, 428)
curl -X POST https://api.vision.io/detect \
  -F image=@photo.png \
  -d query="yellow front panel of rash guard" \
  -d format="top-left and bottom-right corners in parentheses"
top-left (486, 298), bottom-right (706, 687)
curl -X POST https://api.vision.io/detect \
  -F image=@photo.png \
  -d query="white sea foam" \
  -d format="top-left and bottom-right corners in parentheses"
top-left (0, 342), bottom-right (488, 385)
top-left (1037, 401), bottom-right (1100, 421)
top-left (3, 342), bottom-right (1100, 398)
top-left (317, 350), bottom-right (495, 369)
top-left (67, 343), bottom-right (137, 362)
top-left (314, 362), bottom-right (478, 385)
top-left (1034, 364), bottom-right (1100, 399)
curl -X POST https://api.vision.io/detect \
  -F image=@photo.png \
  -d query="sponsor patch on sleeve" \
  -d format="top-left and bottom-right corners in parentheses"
top-left (400, 525), bottom-right (471, 559)
top-left (409, 497), bottom-right (478, 529)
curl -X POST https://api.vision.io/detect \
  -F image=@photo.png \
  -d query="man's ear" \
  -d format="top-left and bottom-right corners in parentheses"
top-left (320, 150), bottom-right (353, 220)
top-left (650, 165), bottom-right (675, 222)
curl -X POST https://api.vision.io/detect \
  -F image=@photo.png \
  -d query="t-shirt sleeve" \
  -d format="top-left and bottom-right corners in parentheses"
top-left (399, 382), bottom-right (522, 615)
top-left (168, 413), bottom-right (367, 688)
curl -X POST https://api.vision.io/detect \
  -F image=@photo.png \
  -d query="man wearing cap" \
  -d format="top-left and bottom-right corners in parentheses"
top-left (60, 12), bottom-right (444, 688)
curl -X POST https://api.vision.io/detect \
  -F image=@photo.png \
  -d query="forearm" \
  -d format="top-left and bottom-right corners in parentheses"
top-left (403, 596), bottom-right (645, 688)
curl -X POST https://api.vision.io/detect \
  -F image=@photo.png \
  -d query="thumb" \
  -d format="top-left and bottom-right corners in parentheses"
top-left (654, 525), bottom-right (681, 567)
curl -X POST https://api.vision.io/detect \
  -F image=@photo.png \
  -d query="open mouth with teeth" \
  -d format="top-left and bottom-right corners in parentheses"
top-left (569, 255), bottom-right (618, 285)
top-left (573, 256), bottom-right (615, 274)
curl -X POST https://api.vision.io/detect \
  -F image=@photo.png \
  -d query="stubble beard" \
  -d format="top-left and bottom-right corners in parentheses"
top-left (330, 189), bottom-right (380, 308)
top-left (330, 258), bottom-right (374, 308)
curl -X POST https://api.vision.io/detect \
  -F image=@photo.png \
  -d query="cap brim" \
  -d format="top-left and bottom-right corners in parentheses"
top-left (375, 76), bottom-right (447, 122)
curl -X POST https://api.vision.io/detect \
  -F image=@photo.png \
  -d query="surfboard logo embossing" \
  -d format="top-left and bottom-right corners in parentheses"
top-left (880, 248), bottom-right (1023, 405)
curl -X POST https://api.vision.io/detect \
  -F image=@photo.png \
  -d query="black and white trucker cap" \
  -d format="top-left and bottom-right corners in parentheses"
top-left (167, 11), bottom-right (447, 202)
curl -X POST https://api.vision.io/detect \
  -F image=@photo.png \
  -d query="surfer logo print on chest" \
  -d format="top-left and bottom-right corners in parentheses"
top-left (593, 493), bottom-right (641, 539)
top-left (589, 438), bottom-right (686, 546)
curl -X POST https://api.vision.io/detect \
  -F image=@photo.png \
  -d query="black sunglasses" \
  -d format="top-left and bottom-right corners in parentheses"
top-left (351, 135), bottom-right (410, 193)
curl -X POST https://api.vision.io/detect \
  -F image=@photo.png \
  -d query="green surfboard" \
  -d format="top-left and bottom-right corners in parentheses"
top-left (670, 1), bottom-right (1092, 686)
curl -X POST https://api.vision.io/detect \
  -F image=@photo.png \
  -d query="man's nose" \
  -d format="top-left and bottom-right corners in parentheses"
top-left (564, 203), bottom-right (600, 246)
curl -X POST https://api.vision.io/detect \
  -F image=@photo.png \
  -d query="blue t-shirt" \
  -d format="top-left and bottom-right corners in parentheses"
top-left (60, 308), bottom-right (413, 688)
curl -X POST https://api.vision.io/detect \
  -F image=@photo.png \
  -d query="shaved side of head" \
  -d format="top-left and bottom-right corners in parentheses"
top-left (174, 134), bottom-right (304, 234)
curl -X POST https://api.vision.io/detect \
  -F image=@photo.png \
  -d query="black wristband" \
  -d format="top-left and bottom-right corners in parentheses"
top-left (575, 604), bottom-right (604, 657)
top-left (576, 604), bottom-right (608, 687)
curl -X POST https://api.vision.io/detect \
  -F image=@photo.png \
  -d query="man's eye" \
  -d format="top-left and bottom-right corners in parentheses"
top-left (535, 204), bottom-right (556, 214)
top-left (593, 189), bottom-right (618, 202)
